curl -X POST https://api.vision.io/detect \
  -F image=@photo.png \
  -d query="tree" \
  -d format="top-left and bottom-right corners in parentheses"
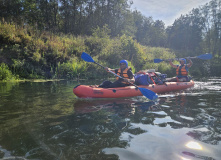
top-left (0, 0), bottom-right (23, 23)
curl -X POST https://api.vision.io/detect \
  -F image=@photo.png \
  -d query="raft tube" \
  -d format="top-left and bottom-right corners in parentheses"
top-left (73, 80), bottom-right (194, 98)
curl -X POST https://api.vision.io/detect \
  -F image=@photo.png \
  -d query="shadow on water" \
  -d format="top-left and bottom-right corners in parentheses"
top-left (0, 78), bottom-right (221, 159)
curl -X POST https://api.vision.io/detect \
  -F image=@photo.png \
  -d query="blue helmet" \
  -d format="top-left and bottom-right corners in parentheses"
top-left (119, 60), bottom-right (128, 67)
top-left (179, 58), bottom-right (186, 64)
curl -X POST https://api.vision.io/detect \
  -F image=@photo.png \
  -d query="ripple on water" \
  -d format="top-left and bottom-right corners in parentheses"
top-left (194, 81), bottom-right (221, 91)
top-left (197, 102), bottom-right (207, 106)
top-left (153, 116), bottom-right (181, 125)
top-left (180, 115), bottom-right (194, 121)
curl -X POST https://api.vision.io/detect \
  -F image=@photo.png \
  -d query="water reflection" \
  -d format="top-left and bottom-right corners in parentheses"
top-left (0, 79), bottom-right (221, 159)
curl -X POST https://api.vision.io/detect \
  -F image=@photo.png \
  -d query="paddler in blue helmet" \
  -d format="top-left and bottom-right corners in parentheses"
top-left (98, 60), bottom-right (135, 88)
top-left (168, 58), bottom-right (193, 82)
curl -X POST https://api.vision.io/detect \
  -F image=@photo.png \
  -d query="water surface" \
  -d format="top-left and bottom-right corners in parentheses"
top-left (0, 78), bottom-right (221, 160)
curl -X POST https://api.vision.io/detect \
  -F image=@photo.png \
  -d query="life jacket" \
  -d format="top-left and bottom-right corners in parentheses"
top-left (176, 65), bottom-right (188, 77)
top-left (116, 67), bottom-right (131, 84)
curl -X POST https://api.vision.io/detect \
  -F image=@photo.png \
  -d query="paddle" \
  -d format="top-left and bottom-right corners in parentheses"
top-left (154, 53), bottom-right (212, 63)
top-left (81, 52), bottom-right (158, 100)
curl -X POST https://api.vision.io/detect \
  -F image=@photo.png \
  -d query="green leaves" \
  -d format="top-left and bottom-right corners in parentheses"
top-left (0, 63), bottom-right (18, 81)
top-left (55, 59), bottom-right (87, 79)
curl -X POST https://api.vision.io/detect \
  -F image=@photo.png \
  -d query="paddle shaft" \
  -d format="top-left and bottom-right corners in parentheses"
top-left (154, 53), bottom-right (212, 63)
top-left (166, 57), bottom-right (194, 61)
top-left (94, 61), bottom-right (138, 88)
top-left (176, 56), bottom-right (198, 60)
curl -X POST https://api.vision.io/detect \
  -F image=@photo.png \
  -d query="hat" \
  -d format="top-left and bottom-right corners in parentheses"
top-left (179, 58), bottom-right (186, 64)
top-left (120, 60), bottom-right (128, 67)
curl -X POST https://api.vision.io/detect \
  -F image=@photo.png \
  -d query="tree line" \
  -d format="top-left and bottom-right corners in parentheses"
top-left (0, 0), bottom-right (167, 47)
top-left (1, 0), bottom-right (221, 52)
top-left (0, 0), bottom-right (221, 79)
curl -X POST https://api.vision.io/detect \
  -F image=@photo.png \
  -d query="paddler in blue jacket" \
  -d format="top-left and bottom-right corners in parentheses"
top-left (98, 60), bottom-right (135, 88)
top-left (168, 58), bottom-right (193, 82)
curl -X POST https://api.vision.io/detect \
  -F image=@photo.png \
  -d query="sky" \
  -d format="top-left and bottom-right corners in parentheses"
top-left (131, 0), bottom-right (211, 26)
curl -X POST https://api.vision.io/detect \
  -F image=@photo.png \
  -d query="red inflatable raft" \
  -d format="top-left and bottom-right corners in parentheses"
top-left (73, 80), bottom-right (194, 98)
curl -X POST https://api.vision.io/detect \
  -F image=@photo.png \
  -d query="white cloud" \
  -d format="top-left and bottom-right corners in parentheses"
top-left (131, 0), bottom-right (211, 26)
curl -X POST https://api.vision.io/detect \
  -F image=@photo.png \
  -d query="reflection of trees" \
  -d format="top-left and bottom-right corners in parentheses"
top-left (1, 81), bottom-right (221, 159)
top-left (156, 95), bottom-right (197, 128)
top-left (0, 81), bottom-right (19, 95)
top-left (0, 81), bottom-right (77, 159)
top-left (163, 95), bottom-right (221, 146)
top-left (0, 81), bottom-right (75, 130)
top-left (24, 105), bottom-right (131, 159)
top-left (187, 130), bottom-right (221, 145)
top-left (29, 94), bottom-right (221, 159)
top-left (182, 151), bottom-right (215, 160)
top-left (21, 99), bottom-right (161, 159)
top-left (186, 109), bottom-right (221, 145)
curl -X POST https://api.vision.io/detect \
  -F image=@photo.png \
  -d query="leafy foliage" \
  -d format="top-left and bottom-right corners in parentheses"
top-left (1, 0), bottom-right (221, 79)
top-left (0, 63), bottom-right (18, 80)
top-left (56, 59), bottom-right (87, 79)
top-left (0, 22), bottom-right (175, 80)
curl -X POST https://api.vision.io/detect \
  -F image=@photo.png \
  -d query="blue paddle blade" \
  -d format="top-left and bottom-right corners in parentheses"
top-left (154, 59), bottom-right (163, 63)
top-left (81, 52), bottom-right (95, 62)
top-left (197, 53), bottom-right (212, 60)
top-left (138, 87), bottom-right (158, 100)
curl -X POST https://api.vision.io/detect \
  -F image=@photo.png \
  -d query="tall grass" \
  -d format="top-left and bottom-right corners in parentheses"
top-left (0, 22), bottom-right (176, 80)
top-left (55, 58), bottom-right (88, 79)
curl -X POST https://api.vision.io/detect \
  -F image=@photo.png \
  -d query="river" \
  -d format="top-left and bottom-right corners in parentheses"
top-left (0, 78), bottom-right (221, 160)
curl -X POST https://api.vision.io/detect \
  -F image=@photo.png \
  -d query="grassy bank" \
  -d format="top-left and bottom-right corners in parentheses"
top-left (0, 21), bottom-right (184, 81)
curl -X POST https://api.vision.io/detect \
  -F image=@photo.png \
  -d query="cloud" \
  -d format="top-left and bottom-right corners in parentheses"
top-left (131, 0), bottom-right (211, 26)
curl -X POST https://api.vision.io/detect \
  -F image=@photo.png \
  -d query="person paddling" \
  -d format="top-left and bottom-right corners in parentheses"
top-left (168, 58), bottom-right (193, 82)
top-left (98, 60), bottom-right (135, 88)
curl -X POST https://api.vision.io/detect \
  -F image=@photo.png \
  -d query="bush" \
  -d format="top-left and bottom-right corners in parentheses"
top-left (0, 63), bottom-right (18, 80)
top-left (55, 59), bottom-right (87, 79)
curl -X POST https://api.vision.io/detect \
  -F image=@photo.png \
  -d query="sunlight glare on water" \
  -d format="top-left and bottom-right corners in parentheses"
top-left (185, 141), bottom-right (203, 150)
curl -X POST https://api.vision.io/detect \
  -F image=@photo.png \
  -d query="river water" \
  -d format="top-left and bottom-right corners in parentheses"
top-left (0, 78), bottom-right (221, 160)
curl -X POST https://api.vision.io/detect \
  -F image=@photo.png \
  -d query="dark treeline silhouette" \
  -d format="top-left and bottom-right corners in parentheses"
top-left (1, 0), bottom-right (221, 53)
top-left (0, 0), bottom-right (167, 47)
top-left (0, 0), bottom-right (221, 79)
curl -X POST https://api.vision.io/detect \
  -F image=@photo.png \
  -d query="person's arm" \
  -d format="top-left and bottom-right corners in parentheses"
top-left (104, 67), bottom-right (115, 72)
top-left (169, 60), bottom-right (178, 68)
top-left (124, 70), bottom-right (135, 83)
top-left (186, 58), bottom-right (193, 68)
